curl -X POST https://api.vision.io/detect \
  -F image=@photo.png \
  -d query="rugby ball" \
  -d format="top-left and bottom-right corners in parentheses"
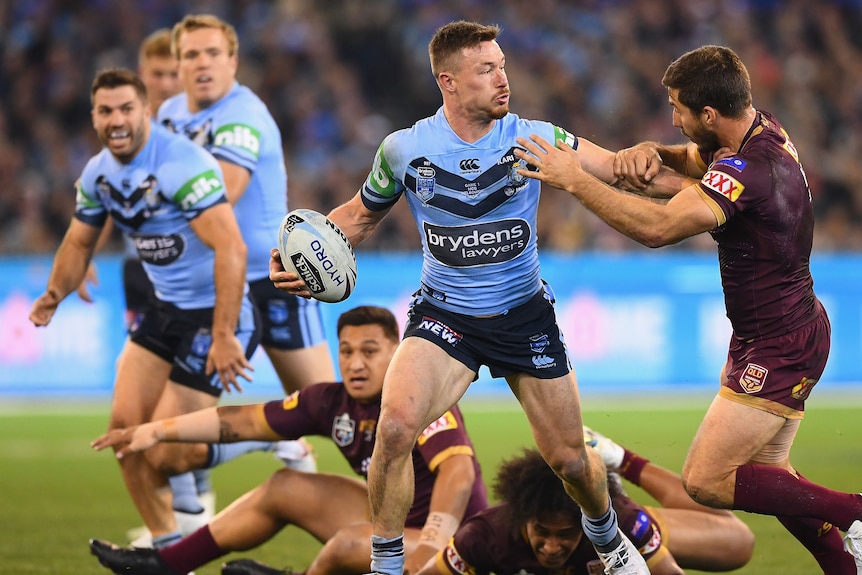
top-left (277, 209), bottom-right (357, 303)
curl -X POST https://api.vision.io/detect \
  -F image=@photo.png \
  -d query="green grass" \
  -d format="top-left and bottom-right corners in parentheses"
top-left (1, 393), bottom-right (860, 574)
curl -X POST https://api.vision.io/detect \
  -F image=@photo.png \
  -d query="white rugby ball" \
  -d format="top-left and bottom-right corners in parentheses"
top-left (277, 209), bottom-right (357, 303)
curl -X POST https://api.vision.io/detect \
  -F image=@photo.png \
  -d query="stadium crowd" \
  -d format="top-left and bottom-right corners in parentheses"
top-left (2, 0), bottom-right (862, 254)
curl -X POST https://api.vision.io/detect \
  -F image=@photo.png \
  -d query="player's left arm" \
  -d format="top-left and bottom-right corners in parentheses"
top-left (189, 203), bottom-right (253, 390)
top-left (405, 454), bottom-right (477, 574)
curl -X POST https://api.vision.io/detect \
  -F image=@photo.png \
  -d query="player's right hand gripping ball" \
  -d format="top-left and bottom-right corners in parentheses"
top-left (277, 209), bottom-right (357, 303)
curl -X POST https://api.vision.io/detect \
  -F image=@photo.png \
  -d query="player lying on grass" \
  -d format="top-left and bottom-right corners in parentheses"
top-left (417, 432), bottom-right (754, 575)
top-left (89, 305), bottom-right (488, 575)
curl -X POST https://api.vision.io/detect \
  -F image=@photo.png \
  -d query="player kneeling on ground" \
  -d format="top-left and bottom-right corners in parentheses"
top-left (418, 432), bottom-right (754, 575)
top-left (89, 305), bottom-right (487, 575)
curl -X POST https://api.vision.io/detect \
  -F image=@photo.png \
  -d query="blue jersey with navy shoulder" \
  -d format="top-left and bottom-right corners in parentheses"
top-left (362, 108), bottom-right (576, 316)
top-left (75, 125), bottom-right (230, 309)
top-left (159, 83), bottom-right (287, 282)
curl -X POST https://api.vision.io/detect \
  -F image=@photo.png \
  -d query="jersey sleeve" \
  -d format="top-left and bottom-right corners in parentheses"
top-left (695, 155), bottom-right (765, 227)
top-left (414, 408), bottom-right (476, 473)
top-left (261, 389), bottom-right (323, 439)
top-left (435, 517), bottom-right (496, 575)
top-left (361, 133), bottom-right (406, 212)
top-left (208, 104), bottom-right (264, 173)
top-left (73, 165), bottom-right (109, 227)
top-left (615, 497), bottom-right (671, 568)
top-left (158, 140), bottom-right (229, 220)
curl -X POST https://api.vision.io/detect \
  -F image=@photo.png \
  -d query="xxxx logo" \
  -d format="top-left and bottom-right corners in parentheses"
top-left (702, 169), bottom-right (745, 201)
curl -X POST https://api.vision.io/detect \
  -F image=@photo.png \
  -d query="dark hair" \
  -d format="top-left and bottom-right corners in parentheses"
top-left (428, 20), bottom-right (501, 77)
top-left (337, 305), bottom-right (400, 342)
top-left (494, 448), bottom-right (625, 538)
top-left (91, 68), bottom-right (148, 105)
top-left (493, 448), bottom-right (583, 538)
top-left (662, 45), bottom-right (752, 119)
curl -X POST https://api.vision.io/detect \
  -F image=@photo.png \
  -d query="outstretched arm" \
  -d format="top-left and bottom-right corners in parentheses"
top-left (90, 404), bottom-right (281, 459)
top-left (405, 454), bottom-right (477, 575)
top-left (514, 134), bottom-right (716, 248)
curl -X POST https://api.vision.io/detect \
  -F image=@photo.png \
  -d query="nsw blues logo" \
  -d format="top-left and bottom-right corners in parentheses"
top-left (268, 300), bottom-right (289, 324)
top-left (191, 330), bottom-right (212, 357)
top-left (331, 412), bottom-right (356, 447)
top-left (530, 333), bottom-right (550, 353)
top-left (415, 166), bottom-right (436, 202)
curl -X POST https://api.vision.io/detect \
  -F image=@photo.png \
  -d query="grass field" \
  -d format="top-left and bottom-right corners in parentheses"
top-left (1, 392), bottom-right (860, 575)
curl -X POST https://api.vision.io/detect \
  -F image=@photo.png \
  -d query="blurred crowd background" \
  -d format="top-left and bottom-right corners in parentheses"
top-left (2, 0), bottom-right (862, 255)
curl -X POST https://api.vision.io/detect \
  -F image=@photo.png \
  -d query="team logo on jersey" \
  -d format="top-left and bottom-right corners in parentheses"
top-left (506, 159), bottom-right (531, 196)
top-left (416, 166), bottom-right (436, 202)
top-left (740, 363), bottom-right (768, 393)
top-left (183, 119), bottom-right (214, 147)
top-left (331, 412), bottom-right (356, 447)
top-left (423, 219), bottom-right (529, 267)
top-left (715, 158), bottom-right (747, 172)
top-left (417, 411), bottom-right (458, 445)
top-left (142, 176), bottom-right (162, 210)
top-left (702, 170), bottom-right (745, 201)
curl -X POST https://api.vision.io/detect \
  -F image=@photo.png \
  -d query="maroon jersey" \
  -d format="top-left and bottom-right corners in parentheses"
top-left (695, 110), bottom-right (820, 341)
top-left (259, 382), bottom-right (488, 527)
top-left (435, 493), bottom-right (668, 575)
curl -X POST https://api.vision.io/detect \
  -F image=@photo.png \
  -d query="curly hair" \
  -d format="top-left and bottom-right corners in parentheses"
top-left (493, 447), bottom-right (624, 538)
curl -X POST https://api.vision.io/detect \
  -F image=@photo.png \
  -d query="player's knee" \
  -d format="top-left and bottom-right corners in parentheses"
top-left (681, 471), bottom-right (723, 507)
top-left (732, 525), bottom-right (756, 568)
top-left (315, 528), bottom-right (369, 571)
top-left (545, 446), bottom-right (590, 487)
top-left (145, 444), bottom-right (198, 476)
top-left (376, 411), bottom-right (422, 455)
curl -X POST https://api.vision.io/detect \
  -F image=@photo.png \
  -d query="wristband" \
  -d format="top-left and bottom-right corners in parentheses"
top-left (418, 512), bottom-right (459, 549)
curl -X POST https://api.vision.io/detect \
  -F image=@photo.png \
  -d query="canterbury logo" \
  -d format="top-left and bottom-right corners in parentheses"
top-left (459, 158), bottom-right (479, 171)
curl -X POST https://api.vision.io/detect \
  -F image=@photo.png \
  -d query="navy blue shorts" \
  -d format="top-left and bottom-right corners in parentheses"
top-left (248, 277), bottom-right (326, 350)
top-left (403, 284), bottom-right (572, 379)
top-left (130, 295), bottom-right (261, 397)
top-left (122, 258), bottom-right (155, 333)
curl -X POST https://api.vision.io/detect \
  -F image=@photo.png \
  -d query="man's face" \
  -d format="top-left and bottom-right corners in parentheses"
top-left (525, 514), bottom-right (583, 569)
top-left (450, 40), bottom-right (510, 122)
top-left (668, 87), bottom-right (721, 153)
top-left (91, 85), bottom-right (150, 163)
top-left (176, 27), bottom-right (238, 111)
top-left (139, 55), bottom-right (179, 114)
top-left (337, 324), bottom-right (398, 403)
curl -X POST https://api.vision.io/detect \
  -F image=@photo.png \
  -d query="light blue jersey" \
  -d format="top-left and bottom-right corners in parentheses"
top-left (362, 108), bottom-right (577, 316)
top-left (75, 125), bottom-right (234, 309)
top-left (159, 83), bottom-right (287, 282)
